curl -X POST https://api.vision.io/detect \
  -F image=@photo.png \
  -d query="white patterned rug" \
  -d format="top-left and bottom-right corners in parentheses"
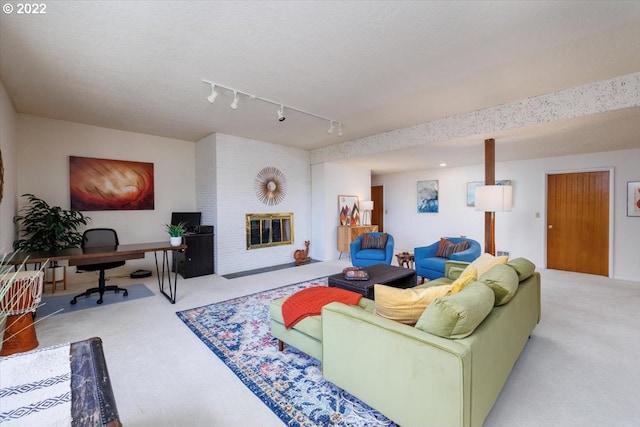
top-left (0, 343), bottom-right (72, 426)
top-left (176, 277), bottom-right (397, 427)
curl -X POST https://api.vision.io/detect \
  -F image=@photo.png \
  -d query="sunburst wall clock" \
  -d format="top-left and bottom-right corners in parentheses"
top-left (255, 166), bottom-right (287, 206)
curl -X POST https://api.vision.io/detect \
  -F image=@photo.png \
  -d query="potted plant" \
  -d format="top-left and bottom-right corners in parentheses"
top-left (13, 194), bottom-right (91, 282)
top-left (165, 222), bottom-right (186, 246)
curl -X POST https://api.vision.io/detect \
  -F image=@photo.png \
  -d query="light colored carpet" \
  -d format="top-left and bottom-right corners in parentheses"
top-left (485, 269), bottom-right (640, 427)
top-left (21, 260), bottom-right (640, 426)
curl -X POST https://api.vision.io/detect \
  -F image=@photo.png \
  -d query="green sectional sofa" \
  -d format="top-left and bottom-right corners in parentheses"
top-left (321, 258), bottom-right (540, 427)
top-left (270, 296), bottom-right (375, 361)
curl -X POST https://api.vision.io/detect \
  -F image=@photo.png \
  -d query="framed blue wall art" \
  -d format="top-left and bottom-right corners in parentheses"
top-left (417, 180), bottom-right (438, 213)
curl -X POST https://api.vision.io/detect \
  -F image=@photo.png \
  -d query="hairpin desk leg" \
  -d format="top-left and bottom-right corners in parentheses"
top-left (154, 249), bottom-right (179, 304)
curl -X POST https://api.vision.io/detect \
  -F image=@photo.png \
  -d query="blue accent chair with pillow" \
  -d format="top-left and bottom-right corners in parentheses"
top-left (350, 232), bottom-right (394, 267)
top-left (414, 237), bottom-right (481, 280)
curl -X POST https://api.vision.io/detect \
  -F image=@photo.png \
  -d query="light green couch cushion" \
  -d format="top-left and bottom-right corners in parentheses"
top-left (447, 265), bottom-right (466, 280)
top-left (506, 257), bottom-right (536, 281)
top-left (270, 295), bottom-right (376, 340)
top-left (478, 264), bottom-right (519, 306)
top-left (270, 296), bottom-right (323, 340)
top-left (416, 277), bottom-right (452, 290)
top-left (357, 297), bottom-right (376, 313)
top-left (415, 281), bottom-right (494, 339)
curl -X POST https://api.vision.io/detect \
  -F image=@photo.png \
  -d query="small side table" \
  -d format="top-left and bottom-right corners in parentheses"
top-left (395, 252), bottom-right (414, 269)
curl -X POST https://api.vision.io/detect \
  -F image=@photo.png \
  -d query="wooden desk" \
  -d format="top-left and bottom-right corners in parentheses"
top-left (4, 242), bottom-right (187, 304)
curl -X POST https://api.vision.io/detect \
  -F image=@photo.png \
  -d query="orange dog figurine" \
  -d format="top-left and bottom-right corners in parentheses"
top-left (294, 241), bottom-right (311, 266)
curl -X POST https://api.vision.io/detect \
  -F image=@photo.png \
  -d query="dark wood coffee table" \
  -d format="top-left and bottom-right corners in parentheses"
top-left (328, 264), bottom-right (417, 300)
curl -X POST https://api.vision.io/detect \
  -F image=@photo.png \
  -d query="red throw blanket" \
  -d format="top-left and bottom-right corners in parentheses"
top-left (281, 286), bottom-right (362, 329)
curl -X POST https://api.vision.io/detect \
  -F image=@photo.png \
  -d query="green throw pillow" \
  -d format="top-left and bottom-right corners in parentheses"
top-left (478, 263), bottom-right (519, 306)
top-left (506, 257), bottom-right (536, 281)
top-left (415, 281), bottom-right (494, 339)
top-left (447, 266), bottom-right (465, 280)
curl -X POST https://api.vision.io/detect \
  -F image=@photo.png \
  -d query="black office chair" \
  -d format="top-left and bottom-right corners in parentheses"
top-left (71, 228), bottom-right (129, 305)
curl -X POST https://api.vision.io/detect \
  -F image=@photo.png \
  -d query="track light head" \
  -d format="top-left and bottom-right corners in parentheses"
top-left (207, 83), bottom-right (218, 103)
top-left (203, 78), bottom-right (340, 135)
top-left (327, 121), bottom-right (335, 134)
top-left (230, 90), bottom-right (239, 110)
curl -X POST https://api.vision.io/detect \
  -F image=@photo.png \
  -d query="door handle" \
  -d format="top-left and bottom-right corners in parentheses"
top-left (548, 225), bottom-right (553, 229)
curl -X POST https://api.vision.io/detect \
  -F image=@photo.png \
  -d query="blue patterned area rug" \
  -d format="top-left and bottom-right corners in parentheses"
top-left (176, 277), bottom-right (397, 427)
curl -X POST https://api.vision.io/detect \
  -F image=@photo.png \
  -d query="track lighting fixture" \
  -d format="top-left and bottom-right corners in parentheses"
top-left (207, 83), bottom-right (218, 103)
top-left (327, 121), bottom-right (335, 135)
top-left (202, 79), bottom-right (343, 137)
top-left (230, 90), bottom-right (239, 110)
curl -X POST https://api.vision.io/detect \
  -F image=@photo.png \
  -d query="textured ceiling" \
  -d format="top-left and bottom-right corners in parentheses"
top-left (1, 1), bottom-right (639, 174)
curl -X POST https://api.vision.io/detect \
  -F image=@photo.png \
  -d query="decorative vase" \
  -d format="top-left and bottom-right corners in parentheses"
top-left (170, 236), bottom-right (182, 247)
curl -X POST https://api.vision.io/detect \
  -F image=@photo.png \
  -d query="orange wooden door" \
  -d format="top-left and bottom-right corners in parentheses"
top-left (547, 171), bottom-right (609, 276)
top-left (371, 185), bottom-right (384, 232)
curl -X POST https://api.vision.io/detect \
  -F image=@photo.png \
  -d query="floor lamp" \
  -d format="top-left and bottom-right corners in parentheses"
top-left (475, 185), bottom-right (512, 255)
top-left (360, 200), bottom-right (374, 225)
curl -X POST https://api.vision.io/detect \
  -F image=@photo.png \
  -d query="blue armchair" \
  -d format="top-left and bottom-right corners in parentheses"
top-left (350, 232), bottom-right (394, 267)
top-left (414, 237), bottom-right (481, 280)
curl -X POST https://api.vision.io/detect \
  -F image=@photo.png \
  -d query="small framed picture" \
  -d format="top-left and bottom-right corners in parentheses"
top-left (338, 195), bottom-right (359, 225)
top-left (417, 180), bottom-right (438, 213)
top-left (466, 181), bottom-right (483, 207)
top-left (627, 181), bottom-right (640, 217)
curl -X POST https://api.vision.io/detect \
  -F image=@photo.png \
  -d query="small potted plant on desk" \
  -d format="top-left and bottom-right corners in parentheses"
top-left (165, 222), bottom-right (186, 247)
top-left (13, 194), bottom-right (91, 288)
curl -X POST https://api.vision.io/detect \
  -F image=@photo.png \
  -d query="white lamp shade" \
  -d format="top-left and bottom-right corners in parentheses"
top-left (475, 185), bottom-right (512, 212)
top-left (360, 200), bottom-right (374, 211)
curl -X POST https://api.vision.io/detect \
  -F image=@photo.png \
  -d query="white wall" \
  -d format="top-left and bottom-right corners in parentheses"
top-left (214, 133), bottom-right (311, 275)
top-left (310, 162), bottom-right (327, 261)
top-left (0, 83), bottom-right (18, 253)
top-left (195, 133), bottom-right (217, 271)
top-left (10, 113), bottom-right (639, 281)
top-left (376, 164), bottom-right (485, 253)
top-left (312, 162), bottom-right (371, 261)
top-left (15, 115), bottom-right (196, 268)
top-left (373, 148), bottom-right (640, 281)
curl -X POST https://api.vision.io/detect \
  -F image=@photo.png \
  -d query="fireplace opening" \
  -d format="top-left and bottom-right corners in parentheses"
top-left (246, 213), bottom-right (294, 249)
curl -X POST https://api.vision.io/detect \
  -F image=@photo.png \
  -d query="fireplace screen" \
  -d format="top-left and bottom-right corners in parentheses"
top-left (246, 213), bottom-right (294, 249)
